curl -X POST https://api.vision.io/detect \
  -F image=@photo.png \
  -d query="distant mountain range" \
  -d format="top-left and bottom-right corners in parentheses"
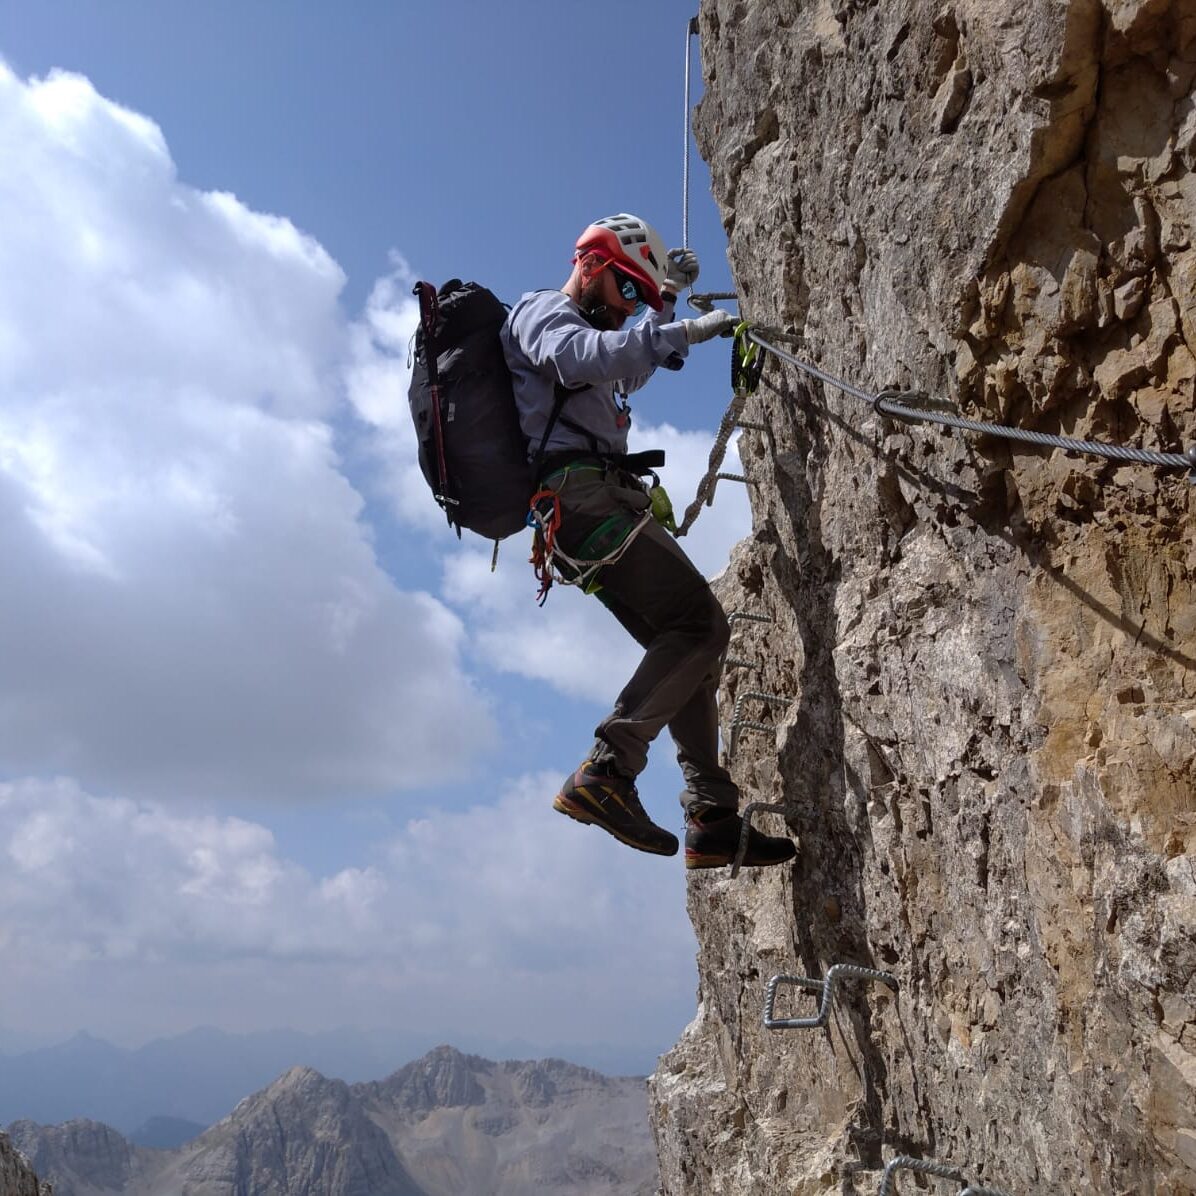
top-left (8, 1045), bottom-right (657, 1196)
top-left (0, 1025), bottom-right (659, 1132)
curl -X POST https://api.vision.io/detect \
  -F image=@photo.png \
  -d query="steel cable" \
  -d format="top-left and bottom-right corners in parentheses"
top-left (682, 17), bottom-right (698, 249)
top-left (748, 331), bottom-right (1196, 473)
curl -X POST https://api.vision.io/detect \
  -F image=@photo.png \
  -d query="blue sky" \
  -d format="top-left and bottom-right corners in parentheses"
top-left (0, 2), bottom-right (751, 1077)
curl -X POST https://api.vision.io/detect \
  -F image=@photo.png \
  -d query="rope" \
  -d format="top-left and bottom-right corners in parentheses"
top-left (676, 326), bottom-right (768, 536)
top-left (528, 481), bottom-right (656, 601)
top-left (682, 16), bottom-right (699, 249)
top-left (546, 510), bottom-right (655, 591)
top-left (676, 392), bottom-right (746, 535)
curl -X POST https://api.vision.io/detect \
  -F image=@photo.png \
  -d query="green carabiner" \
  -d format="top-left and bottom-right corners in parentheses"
top-left (731, 321), bottom-right (765, 395)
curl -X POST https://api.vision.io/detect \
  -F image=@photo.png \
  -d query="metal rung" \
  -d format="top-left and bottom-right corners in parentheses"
top-left (687, 290), bottom-right (738, 313)
top-left (716, 471), bottom-right (749, 484)
top-left (764, 964), bottom-right (898, 1031)
top-left (725, 657), bottom-right (754, 670)
top-left (728, 610), bottom-right (772, 627)
top-left (736, 420), bottom-right (769, 432)
top-left (877, 1156), bottom-right (965, 1196)
top-left (878, 1158), bottom-right (1010, 1196)
top-left (729, 690), bottom-right (790, 755)
top-left (731, 801), bottom-right (789, 877)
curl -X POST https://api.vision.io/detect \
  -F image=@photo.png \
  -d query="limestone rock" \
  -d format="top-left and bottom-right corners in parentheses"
top-left (363, 1050), bottom-right (658, 1196)
top-left (8, 1119), bottom-right (133, 1192)
top-left (0, 1131), bottom-right (51, 1196)
top-left (169, 1065), bottom-right (422, 1196)
top-left (652, 1), bottom-right (1196, 1193)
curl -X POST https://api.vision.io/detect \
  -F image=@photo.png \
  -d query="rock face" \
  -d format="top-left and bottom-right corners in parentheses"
top-left (0, 1131), bottom-right (50, 1196)
top-left (651, 2), bottom-right (1196, 1194)
top-left (160, 1065), bottom-right (424, 1196)
top-left (8, 1119), bottom-right (135, 1193)
top-left (361, 1048), bottom-right (658, 1196)
top-left (9, 1047), bottom-right (656, 1196)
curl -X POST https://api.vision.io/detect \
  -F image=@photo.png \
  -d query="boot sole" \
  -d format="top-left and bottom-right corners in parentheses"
top-left (684, 849), bottom-right (796, 871)
top-left (553, 794), bottom-right (678, 857)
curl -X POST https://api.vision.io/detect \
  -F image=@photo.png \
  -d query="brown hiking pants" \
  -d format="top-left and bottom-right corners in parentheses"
top-left (546, 461), bottom-right (739, 813)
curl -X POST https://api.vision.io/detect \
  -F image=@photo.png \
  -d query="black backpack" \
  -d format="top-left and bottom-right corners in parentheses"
top-left (410, 279), bottom-right (584, 541)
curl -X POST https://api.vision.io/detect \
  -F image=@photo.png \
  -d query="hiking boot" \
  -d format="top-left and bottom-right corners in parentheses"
top-left (554, 761), bottom-right (679, 857)
top-left (684, 807), bottom-right (796, 871)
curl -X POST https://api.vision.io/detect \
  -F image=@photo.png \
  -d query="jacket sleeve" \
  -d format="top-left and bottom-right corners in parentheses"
top-left (616, 298), bottom-right (687, 395)
top-left (512, 300), bottom-right (690, 391)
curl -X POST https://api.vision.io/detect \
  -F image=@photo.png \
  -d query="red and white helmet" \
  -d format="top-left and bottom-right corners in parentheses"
top-left (575, 213), bottom-right (668, 311)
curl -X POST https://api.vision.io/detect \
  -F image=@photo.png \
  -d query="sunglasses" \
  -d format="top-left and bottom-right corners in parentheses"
top-left (606, 263), bottom-right (648, 317)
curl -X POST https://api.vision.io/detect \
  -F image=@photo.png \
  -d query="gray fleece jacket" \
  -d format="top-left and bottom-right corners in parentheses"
top-left (500, 289), bottom-right (690, 461)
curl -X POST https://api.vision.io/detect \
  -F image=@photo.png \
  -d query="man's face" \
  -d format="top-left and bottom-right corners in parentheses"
top-left (580, 257), bottom-right (641, 331)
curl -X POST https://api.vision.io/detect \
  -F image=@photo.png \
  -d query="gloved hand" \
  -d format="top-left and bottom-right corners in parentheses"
top-left (664, 248), bottom-right (700, 293)
top-left (683, 309), bottom-right (736, 344)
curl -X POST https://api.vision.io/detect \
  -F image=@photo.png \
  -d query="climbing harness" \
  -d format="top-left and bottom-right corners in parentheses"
top-left (676, 325), bottom-right (767, 536)
top-left (877, 1156), bottom-right (1010, 1196)
top-left (764, 964), bottom-right (898, 1031)
top-left (527, 463), bottom-right (657, 604)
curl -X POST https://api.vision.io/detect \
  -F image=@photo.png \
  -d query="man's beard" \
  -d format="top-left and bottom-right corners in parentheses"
top-left (579, 276), bottom-right (625, 331)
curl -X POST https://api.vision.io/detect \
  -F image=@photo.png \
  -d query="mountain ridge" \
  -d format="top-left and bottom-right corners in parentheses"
top-left (8, 1044), bottom-right (657, 1196)
top-left (0, 1025), bottom-right (656, 1131)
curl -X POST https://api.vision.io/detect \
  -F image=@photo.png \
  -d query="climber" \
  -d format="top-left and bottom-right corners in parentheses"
top-left (500, 213), bottom-right (796, 871)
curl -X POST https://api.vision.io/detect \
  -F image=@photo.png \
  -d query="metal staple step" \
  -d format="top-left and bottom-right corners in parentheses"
top-left (878, 1156), bottom-right (965, 1195)
top-left (731, 801), bottom-right (788, 877)
top-left (727, 610), bottom-right (772, 627)
top-left (876, 1156), bottom-right (1012, 1196)
top-left (729, 689), bottom-right (790, 755)
top-left (764, 964), bottom-right (898, 1031)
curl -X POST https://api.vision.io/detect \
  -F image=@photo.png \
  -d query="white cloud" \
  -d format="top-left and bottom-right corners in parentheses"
top-left (0, 776), bottom-right (695, 1047)
top-left (343, 260), bottom-right (441, 532)
top-left (0, 63), bottom-right (494, 798)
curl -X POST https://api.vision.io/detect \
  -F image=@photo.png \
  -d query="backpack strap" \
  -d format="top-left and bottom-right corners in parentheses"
top-left (413, 281), bottom-right (456, 526)
top-left (531, 381), bottom-right (590, 479)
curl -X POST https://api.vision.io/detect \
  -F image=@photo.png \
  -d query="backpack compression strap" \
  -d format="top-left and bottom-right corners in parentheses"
top-left (413, 281), bottom-right (456, 525)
